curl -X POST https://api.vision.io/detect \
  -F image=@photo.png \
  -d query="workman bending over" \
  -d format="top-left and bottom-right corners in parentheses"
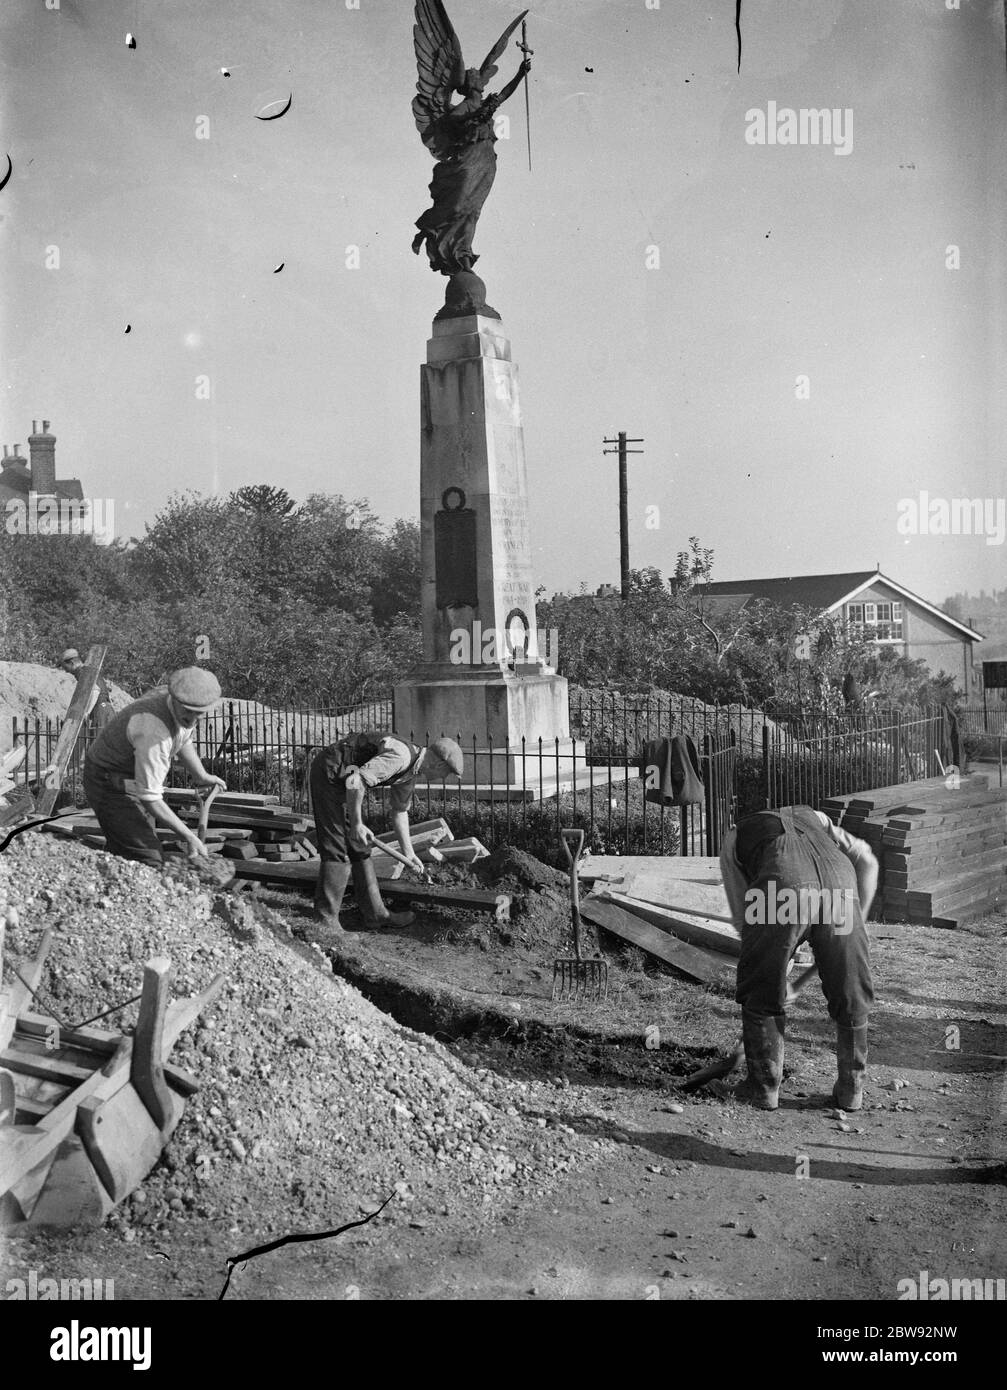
top-left (83, 667), bottom-right (226, 866)
top-left (309, 730), bottom-right (464, 935)
top-left (720, 805), bottom-right (878, 1112)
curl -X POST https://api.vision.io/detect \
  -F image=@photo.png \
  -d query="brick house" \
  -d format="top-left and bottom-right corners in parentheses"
top-left (698, 569), bottom-right (983, 693)
top-left (0, 421), bottom-right (85, 532)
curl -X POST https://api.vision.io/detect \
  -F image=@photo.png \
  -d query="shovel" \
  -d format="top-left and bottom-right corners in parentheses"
top-left (194, 783), bottom-right (222, 844)
top-left (552, 829), bottom-right (609, 1001)
top-left (678, 962), bottom-right (819, 1092)
top-left (370, 838), bottom-right (440, 885)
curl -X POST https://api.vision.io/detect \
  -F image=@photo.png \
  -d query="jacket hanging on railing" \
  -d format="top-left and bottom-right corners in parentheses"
top-left (638, 734), bottom-right (705, 806)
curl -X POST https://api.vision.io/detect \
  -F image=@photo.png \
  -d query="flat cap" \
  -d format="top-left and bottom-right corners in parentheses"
top-left (59, 649), bottom-right (80, 664)
top-left (168, 666), bottom-right (221, 710)
top-left (429, 736), bottom-right (464, 777)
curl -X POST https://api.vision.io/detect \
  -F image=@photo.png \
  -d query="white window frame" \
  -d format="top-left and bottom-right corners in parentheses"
top-left (846, 600), bottom-right (903, 643)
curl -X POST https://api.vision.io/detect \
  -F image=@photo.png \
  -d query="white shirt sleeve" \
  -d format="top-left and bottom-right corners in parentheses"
top-left (812, 809), bottom-right (875, 866)
top-left (719, 827), bottom-right (751, 930)
top-left (124, 712), bottom-right (188, 801)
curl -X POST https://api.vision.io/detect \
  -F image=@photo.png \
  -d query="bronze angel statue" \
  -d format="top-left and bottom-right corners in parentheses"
top-left (412, 0), bottom-right (531, 281)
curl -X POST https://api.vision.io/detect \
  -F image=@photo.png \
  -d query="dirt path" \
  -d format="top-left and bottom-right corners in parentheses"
top-left (3, 871), bottom-right (1002, 1302)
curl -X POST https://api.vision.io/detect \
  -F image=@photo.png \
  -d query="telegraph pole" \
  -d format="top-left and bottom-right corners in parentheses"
top-left (603, 432), bottom-right (644, 600)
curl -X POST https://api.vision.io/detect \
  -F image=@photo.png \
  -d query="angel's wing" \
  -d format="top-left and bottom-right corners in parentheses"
top-left (478, 9), bottom-right (528, 83)
top-left (413, 0), bottom-right (465, 156)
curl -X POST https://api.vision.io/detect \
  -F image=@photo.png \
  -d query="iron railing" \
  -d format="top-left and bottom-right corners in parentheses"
top-left (10, 694), bottom-right (959, 860)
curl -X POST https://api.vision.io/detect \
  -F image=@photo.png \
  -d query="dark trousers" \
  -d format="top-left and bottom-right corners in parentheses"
top-left (309, 750), bottom-right (371, 864)
top-left (736, 824), bottom-right (873, 1029)
top-left (83, 763), bottom-right (163, 867)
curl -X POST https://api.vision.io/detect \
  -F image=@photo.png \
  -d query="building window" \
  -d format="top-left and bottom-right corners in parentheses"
top-left (847, 601), bottom-right (903, 641)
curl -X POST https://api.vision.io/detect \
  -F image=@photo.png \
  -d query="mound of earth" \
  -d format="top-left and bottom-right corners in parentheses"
top-left (0, 834), bottom-right (590, 1238)
top-left (473, 847), bottom-right (568, 895)
top-left (0, 661), bottom-right (133, 753)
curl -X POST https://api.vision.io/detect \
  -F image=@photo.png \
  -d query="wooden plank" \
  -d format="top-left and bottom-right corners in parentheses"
top-left (0, 1069), bottom-right (14, 1127)
top-left (14, 1096), bottom-right (49, 1123)
top-left (77, 1084), bottom-right (177, 1203)
top-left (374, 825), bottom-right (450, 855)
top-left (580, 898), bottom-right (735, 987)
top-left (0, 930), bottom-right (54, 1053)
top-left (230, 858), bottom-right (509, 913)
top-left (131, 958), bottom-right (174, 1133)
top-left (0, 1040), bottom-right (131, 1195)
top-left (0, 1050), bottom-right (95, 1087)
top-left (598, 890), bottom-right (742, 957)
top-left (580, 855), bottom-right (723, 884)
top-left (436, 837), bottom-right (490, 864)
top-left (221, 841), bottom-right (261, 860)
top-left (163, 790), bottom-right (280, 807)
top-left (397, 818), bottom-right (455, 843)
top-left (0, 973), bottom-right (219, 1200)
top-left (25, 1131), bottom-right (114, 1227)
top-left (35, 644), bottom-right (107, 817)
top-left (601, 872), bottom-right (731, 922)
top-left (0, 785), bottom-right (36, 829)
top-left (162, 974), bottom-right (226, 1050)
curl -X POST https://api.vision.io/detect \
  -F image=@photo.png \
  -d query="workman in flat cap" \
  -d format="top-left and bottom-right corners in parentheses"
top-left (82, 667), bottom-right (226, 866)
top-left (57, 647), bottom-right (115, 729)
top-left (309, 731), bottom-right (465, 934)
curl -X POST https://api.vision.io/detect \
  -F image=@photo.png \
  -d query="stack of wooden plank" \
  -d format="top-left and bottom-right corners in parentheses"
top-left (822, 774), bottom-right (1007, 928)
top-left (44, 793), bottom-right (490, 873)
top-left (40, 795), bottom-right (505, 918)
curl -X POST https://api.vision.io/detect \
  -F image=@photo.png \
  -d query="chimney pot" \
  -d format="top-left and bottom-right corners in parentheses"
top-left (2, 446), bottom-right (8, 459)
top-left (32, 420), bottom-right (37, 434)
top-left (42, 420), bottom-right (50, 432)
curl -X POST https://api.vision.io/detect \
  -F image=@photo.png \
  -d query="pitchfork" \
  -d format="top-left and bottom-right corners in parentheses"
top-left (552, 828), bottom-right (609, 1001)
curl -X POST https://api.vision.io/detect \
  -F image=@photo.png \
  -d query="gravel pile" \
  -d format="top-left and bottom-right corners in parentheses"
top-left (0, 835), bottom-right (594, 1236)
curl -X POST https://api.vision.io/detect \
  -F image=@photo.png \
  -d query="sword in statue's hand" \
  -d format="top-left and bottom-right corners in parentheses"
top-left (517, 20), bottom-right (533, 172)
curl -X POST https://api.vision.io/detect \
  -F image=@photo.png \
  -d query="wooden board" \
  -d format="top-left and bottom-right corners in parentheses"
top-left (580, 898), bottom-right (735, 987)
top-left (23, 1131), bottom-right (114, 1227)
top-left (77, 1084), bottom-right (180, 1202)
top-left (0, 785), bottom-right (36, 829)
top-left (230, 858), bottom-right (511, 916)
top-left (164, 790), bottom-right (280, 807)
top-left (0, 1050), bottom-right (95, 1087)
top-left (0, 930), bottom-right (53, 1053)
top-left (598, 890), bottom-right (742, 957)
top-left (35, 644), bottom-right (107, 817)
top-left (0, 974), bottom-right (221, 1198)
top-left (0, 1040), bottom-right (131, 1197)
top-left (580, 854), bottom-right (723, 884)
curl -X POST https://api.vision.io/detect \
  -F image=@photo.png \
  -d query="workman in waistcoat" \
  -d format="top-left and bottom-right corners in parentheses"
top-left (83, 667), bottom-right (226, 866)
top-left (309, 730), bottom-right (464, 934)
top-left (720, 805), bottom-right (878, 1112)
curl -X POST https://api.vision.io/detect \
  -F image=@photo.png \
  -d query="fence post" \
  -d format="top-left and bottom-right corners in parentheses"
top-left (762, 722), bottom-right (771, 809)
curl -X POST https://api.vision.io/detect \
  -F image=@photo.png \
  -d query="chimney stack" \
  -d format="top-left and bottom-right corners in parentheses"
top-left (28, 418), bottom-right (56, 495)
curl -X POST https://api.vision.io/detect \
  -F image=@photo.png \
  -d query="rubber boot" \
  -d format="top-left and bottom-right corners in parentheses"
top-left (313, 861), bottom-right (351, 935)
top-left (734, 1011), bottom-right (785, 1111)
top-left (351, 858), bottom-right (415, 928)
top-left (832, 1024), bottom-right (868, 1111)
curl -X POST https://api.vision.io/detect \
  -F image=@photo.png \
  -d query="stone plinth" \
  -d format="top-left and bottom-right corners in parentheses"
top-left (394, 310), bottom-right (569, 782)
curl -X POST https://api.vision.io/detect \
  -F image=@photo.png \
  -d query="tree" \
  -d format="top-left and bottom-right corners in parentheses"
top-left (230, 484), bottom-right (297, 516)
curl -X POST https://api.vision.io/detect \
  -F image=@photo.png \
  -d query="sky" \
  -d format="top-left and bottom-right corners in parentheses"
top-left (2, 0), bottom-right (1005, 611)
